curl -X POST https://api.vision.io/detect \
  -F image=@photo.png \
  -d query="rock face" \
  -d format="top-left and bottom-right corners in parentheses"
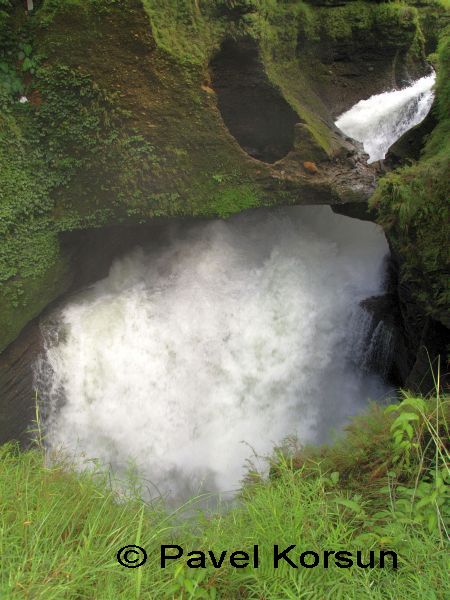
top-left (210, 37), bottom-right (300, 163)
top-left (0, 0), bottom-right (431, 353)
top-left (387, 245), bottom-right (449, 395)
top-left (384, 105), bottom-right (438, 169)
top-left (0, 321), bottom-right (41, 446)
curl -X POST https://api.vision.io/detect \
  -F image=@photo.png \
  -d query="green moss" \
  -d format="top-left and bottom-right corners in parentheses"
top-left (0, 252), bottom-right (71, 351)
top-left (195, 181), bottom-right (261, 218)
top-left (267, 61), bottom-right (335, 157)
top-left (141, 0), bottom-right (223, 65)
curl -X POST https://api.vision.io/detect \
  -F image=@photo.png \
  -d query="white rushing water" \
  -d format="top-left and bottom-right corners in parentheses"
top-left (36, 207), bottom-right (391, 502)
top-left (335, 73), bottom-right (436, 162)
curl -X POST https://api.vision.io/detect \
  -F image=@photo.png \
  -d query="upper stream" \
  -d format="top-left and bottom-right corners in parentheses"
top-left (336, 73), bottom-right (435, 162)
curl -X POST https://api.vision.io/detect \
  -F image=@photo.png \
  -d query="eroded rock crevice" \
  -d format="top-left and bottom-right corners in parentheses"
top-left (210, 38), bottom-right (299, 163)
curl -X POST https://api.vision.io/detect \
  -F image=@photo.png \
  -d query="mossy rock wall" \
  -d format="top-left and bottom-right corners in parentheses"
top-left (0, 0), bottom-right (434, 351)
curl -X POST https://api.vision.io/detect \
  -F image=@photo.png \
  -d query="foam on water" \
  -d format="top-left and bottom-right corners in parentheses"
top-left (335, 73), bottom-right (435, 162)
top-left (36, 207), bottom-right (391, 501)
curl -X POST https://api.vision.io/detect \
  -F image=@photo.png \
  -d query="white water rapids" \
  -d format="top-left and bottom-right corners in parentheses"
top-left (35, 75), bottom-right (434, 503)
top-left (36, 208), bottom-right (390, 501)
top-left (335, 73), bottom-right (435, 162)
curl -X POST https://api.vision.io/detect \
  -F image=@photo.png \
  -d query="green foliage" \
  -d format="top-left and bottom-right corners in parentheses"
top-left (0, 100), bottom-right (56, 281)
top-left (0, 61), bottom-right (23, 95)
top-left (211, 173), bottom-right (228, 183)
top-left (382, 386), bottom-right (449, 541)
top-left (0, 39), bottom-right (40, 98)
top-left (18, 41), bottom-right (39, 74)
top-left (35, 65), bottom-right (125, 184)
top-left (140, 0), bottom-right (420, 65)
top-left (0, 0), bottom-right (11, 36)
top-left (210, 183), bottom-right (259, 218)
top-left (0, 92), bottom-right (71, 348)
top-left (387, 396), bottom-right (424, 466)
top-left (0, 391), bottom-right (448, 598)
top-left (296, 1), bottom-right (422, 49)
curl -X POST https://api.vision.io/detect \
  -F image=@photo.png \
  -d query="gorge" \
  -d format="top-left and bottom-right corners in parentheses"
top-left (0, 0), bottom-right (448, 497)
top-left (0, 2), bottom-right (449, 596)
top-left (30, 75), bottom-right (435, 502)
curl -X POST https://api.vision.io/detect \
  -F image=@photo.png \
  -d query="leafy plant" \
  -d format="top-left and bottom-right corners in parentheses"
top-left (0, 61), bottom-right (23, 96)
top-left (381, 382), bottom-right (450, 543)
top-left (18, 42), bottom-right (39, 74)
top-left (386, 395), bottom-right (425, 466)
top-left (211, 173), bottom-right (227, 183)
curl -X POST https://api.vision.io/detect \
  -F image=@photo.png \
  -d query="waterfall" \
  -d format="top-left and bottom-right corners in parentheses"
top-left (362, 321), bottom-right (395, 379)
top-left (335, 73), bottom-right (436, 162)
top-left (347, 304), bottom-right (395, 380)
top-left (35, 207), bottom-right (392, 502)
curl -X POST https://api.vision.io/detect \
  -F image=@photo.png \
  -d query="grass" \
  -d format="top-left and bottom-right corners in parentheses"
top-left (0, 387), bottom-right (448, 598)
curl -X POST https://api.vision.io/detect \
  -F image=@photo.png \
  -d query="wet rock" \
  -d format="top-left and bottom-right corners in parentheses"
top-left (0, 321), bottom-right (41, 446)
top-left (384, 102), bottom-right (438, 168)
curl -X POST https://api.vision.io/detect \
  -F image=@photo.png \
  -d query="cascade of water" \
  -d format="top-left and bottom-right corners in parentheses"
top-left (347, 303), bottom-right (395, 380)
top-left (35, 207), bottom-right (392, 501)
top-left (362, 321), bottom-right (395, 379)
top-left (35, 75), bottom-right (434, 501)
top-left (335, 73), bottom-right (436, 162)
top-left (347, 304), bottom-right (375, 363)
